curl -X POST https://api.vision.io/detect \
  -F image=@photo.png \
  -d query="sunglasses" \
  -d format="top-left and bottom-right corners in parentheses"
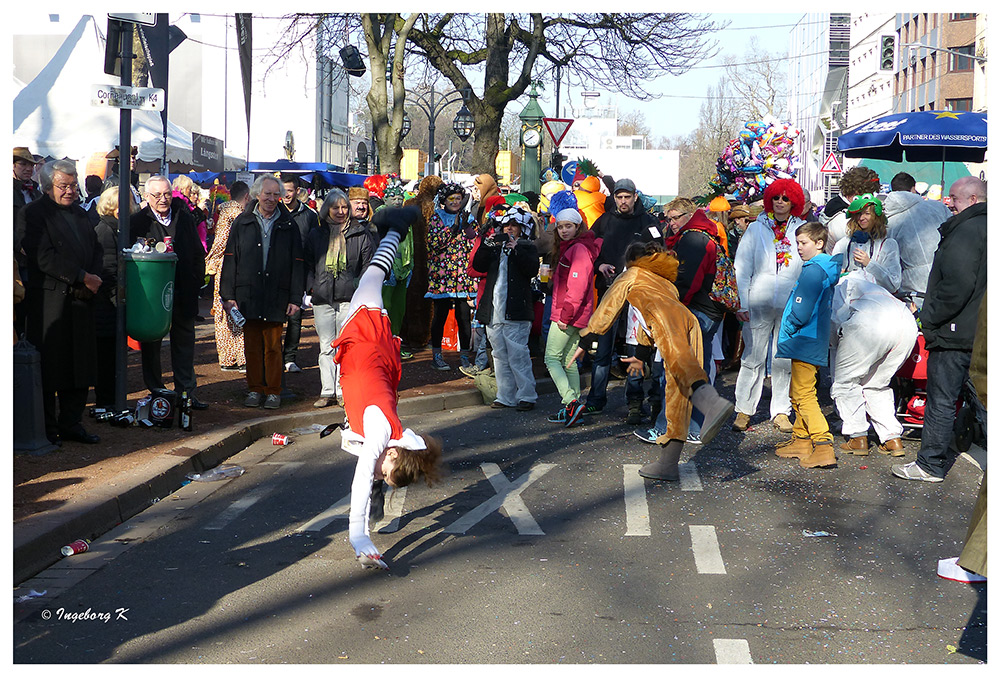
top-left (666, 213), bottom-right (688, 221)
top-left (773, 195), bottom-right (792, 202)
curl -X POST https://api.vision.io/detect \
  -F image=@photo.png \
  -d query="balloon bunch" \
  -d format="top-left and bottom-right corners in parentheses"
top-left (709, 115), bottom-right (801, 202)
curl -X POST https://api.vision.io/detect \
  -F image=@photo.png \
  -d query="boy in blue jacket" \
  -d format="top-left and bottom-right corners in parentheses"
top-left (774, 222), bottom-right (842, 469)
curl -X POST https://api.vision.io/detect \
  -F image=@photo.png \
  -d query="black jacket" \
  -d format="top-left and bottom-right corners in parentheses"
top-left (129, 198), bottom-right (205, 318)
top-left (590, 204), bottom-right (660, 295)
top-left (920, 202), bottom-right (987, 350)
top-left (219, 202), bottom-right (305, 322)
top-left (93, 214), bottom-right (121, 338)
top-left (471, 234), bottom-right (540, 324)
top-left (303, 218), bottom-right (376, 305)
top-left (16, 195), bottom-right (102, 389)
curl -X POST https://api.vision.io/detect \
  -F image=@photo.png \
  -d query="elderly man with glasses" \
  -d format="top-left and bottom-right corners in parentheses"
top-left (15, 160), bottom-right (104, 445)
top-left (130, 175), bottom-right (208, 409)
top-left (730, 178), bottom-right (807, 433)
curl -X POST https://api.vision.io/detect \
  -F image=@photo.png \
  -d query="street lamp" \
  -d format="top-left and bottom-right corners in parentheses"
top-left (405, 85), bottom-right (474, 176)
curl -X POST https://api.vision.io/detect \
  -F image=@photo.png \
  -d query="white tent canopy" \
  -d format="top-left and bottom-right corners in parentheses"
top-left (13, 15), bottom-right (244, 170)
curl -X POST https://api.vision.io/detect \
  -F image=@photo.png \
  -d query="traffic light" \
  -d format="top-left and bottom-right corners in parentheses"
top-left (879, 35), bottom-right (896, 71)
top-left (550, 149), bottom-right (566, 174)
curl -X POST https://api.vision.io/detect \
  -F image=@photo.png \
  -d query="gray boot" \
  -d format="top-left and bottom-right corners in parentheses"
top-left (638, 440), bottom-right (684, 481)
top-left (691, 383), bottom-right (735, 446)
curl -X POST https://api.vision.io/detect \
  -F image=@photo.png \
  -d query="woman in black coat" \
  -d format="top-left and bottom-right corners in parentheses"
top-left (92, 186), bottom-right (137, 409)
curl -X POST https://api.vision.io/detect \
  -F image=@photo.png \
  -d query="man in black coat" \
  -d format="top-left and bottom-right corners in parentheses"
top-left (584, 178), bottom-right (661, 416)
top-left (15, 160), bottom-right (103, 445)
top-left (220, 175), bottom-right (304, 410)
top-left (892, 177), bottom-right (987, 483)
top-left (280, 174), bottom-right (317, 373)
top-left (130, 175), bottom-right (208, 408)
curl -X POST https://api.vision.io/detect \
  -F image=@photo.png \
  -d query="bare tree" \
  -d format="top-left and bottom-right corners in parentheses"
top-left (617, 109), bottom-right (652, 138)
top-left (676, 78), bottom-right (743, 199)
top-left (276, 13), bottom-right (724, 176)
top-left (722, 36), bottom-right (789, 122)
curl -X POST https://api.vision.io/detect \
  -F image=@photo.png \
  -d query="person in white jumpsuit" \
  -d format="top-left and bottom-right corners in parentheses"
top-left (882, 189), bottom-right (951, 310)
top-left (831, 193), bottom-right (901, 294)
top-left (731, 179), bottom-right (805, 432)
top-left (831, 275), bottom-right (918, 455)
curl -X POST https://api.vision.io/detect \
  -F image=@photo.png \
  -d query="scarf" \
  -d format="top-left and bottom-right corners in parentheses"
top-left (324, 220), bottom-right (349, 275)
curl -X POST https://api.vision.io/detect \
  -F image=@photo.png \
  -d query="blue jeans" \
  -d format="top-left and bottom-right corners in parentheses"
top-left (585, 316), bottom-right (622, 411)
top-left (688, 308), bottom-right (722, 436)
top-left (917, 348), bottom-right (972, 478)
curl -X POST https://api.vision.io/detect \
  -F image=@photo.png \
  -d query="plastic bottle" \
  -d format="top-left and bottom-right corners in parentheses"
top-left (186, 465), bottom-right (245, 482)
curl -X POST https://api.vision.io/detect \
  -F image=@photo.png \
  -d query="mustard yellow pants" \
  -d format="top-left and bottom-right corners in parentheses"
top-left (789, 359), bottom-right (833, 443)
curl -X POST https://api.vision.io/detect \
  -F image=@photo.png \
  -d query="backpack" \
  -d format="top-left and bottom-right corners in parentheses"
top-left (704, 231), bottom-right (740, 312)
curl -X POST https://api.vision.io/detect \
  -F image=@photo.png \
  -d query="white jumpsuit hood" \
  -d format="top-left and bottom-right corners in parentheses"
top-left (882, 191), bottom-right (951, 303)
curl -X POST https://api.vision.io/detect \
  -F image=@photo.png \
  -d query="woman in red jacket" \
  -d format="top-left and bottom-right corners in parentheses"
top-left (543, 207), bottom-right (602, 427)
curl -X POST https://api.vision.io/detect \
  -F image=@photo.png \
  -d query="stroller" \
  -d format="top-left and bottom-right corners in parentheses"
top-left (892, 334), bottom-right (986, 451)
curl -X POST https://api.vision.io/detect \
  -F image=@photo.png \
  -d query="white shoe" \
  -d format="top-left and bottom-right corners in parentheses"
top-left (937, 557), bottom-right (986, 583)
top-left (891, 461), bottom-right (944, 483)
top-left (285, 362), bottom-right (302, 373)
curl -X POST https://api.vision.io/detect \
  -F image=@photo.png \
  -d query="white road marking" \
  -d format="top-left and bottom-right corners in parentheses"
top-left (295, 495), bottom-right (351, 532)
top-left (444, 463), bottom-right (555, 535)
top-left (713, 638), bottom-right (753, 664)
top-left (202, 462), bottom-right (303, 530)
top-left (376, 486), bottom-right (406, 533)
top-left (712, 639), bottom-right (753, 665)
top-left (623, 464), bottom-right (651, 536)
top-left (689, 525), bottom-right (726, 574)
top-left (679, 461), bottom-right (703, 492)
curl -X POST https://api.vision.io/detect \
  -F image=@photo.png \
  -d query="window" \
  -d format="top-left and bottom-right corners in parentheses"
top-left (951, 13), bottom-right (976, 21)
top-left (950, 45), bottom-right (975, 72)
top-left (947, 98), bottom-right (973, 112)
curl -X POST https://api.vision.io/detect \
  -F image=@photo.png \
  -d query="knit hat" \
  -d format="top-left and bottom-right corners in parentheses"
top-left (708, 195), bottom-right (731, 212)
top-left (437, 182), bottom-right (465, 201)
top-left (555, 208), bottom-right (583, 225)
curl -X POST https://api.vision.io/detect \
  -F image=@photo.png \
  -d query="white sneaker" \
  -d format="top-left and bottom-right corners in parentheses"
top-left (285, 362), bottom-right (302, 373)
top-left (891, 461), bottom-right (944, 483)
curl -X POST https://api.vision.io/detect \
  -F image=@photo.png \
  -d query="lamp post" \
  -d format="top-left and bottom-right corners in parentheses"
top-left (404, 85), bottom-right (474, 177)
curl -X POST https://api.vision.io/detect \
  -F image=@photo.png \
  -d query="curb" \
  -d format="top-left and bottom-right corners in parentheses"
top-left (14, 373), bottom-right (577, 585)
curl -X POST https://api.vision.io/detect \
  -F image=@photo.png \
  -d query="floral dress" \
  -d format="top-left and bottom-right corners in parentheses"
top-left (205, 200), bottom-right (245, 367)
top-left (424, 209), bottom-right (477, 299)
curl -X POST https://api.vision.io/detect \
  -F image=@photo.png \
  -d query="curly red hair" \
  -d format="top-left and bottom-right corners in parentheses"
top-left (762, 178), bottom-right (805, 218)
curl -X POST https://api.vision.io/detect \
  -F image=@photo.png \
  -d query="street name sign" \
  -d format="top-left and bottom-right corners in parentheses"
top-left (92, 84), bottom-right (165, 111)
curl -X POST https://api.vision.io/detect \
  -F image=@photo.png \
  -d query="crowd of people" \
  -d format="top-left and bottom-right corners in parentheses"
top-left (13, 148), bottom-right (986, 498)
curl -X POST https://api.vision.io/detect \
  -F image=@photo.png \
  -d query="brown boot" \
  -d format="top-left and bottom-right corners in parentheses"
top-left (839, 436), bottom-right (869, 456)
top-left (800, 441), bottom-right (837, 468)
top-left (877, 438), bottom-right (905, 456)
top-left (776, 436), bottom-right (813, 459)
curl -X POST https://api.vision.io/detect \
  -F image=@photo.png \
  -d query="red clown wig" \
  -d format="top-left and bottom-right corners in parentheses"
top-left (364, 174), bottom-right (388, 199)
top-left (762, 178), bottom-right (805, 218)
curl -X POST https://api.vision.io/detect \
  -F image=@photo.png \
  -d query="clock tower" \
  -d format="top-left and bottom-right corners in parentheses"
top-left (518, 82), bottom-right (546, 195)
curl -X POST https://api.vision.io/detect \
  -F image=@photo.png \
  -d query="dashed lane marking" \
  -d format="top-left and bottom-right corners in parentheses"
top-left (623, 464), bottom-right (651, 536)
top-left (679, 461), bottom-right (703, 491)
top-left (689, 525), bottom-right (726, 574)
top-left (713, 638), bottom-right (753, 663)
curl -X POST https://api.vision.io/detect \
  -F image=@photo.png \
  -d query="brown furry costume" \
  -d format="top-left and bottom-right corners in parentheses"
top-left (400, 176), bottom-right (444, 349)
top-left (581, 250), bottom-right (707, 442)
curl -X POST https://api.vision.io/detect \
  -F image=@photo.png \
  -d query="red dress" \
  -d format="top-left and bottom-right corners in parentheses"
top-left (331, 306), bottom-right (404, 440)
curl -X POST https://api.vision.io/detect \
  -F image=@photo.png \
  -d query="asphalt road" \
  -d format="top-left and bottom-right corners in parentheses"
top-left (13, 380), bottom-right (986, 664)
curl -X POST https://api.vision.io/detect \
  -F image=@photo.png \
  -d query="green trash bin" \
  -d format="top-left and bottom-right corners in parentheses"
top-left (123, 250), bottom-right (178, 342)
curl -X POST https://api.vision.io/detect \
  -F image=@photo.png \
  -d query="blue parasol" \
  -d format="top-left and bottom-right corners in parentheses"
top-left (838, 111), bottom-right (986, 198)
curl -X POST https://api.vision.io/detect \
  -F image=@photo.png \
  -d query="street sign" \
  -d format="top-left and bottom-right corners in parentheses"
top-left (92, 84), bottom-right (164, 111)
top-left (542, 118), bottom-right (574, 146)
top-left (193, 133), bottom-right (224, 172)
top-left (109, 13), bottom-right (156, 26)
top-left (820, 152), bottom-right (843, 174)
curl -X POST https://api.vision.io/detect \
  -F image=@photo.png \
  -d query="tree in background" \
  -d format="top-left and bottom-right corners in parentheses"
top-left (278, 13), bottom-right (723, 176)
